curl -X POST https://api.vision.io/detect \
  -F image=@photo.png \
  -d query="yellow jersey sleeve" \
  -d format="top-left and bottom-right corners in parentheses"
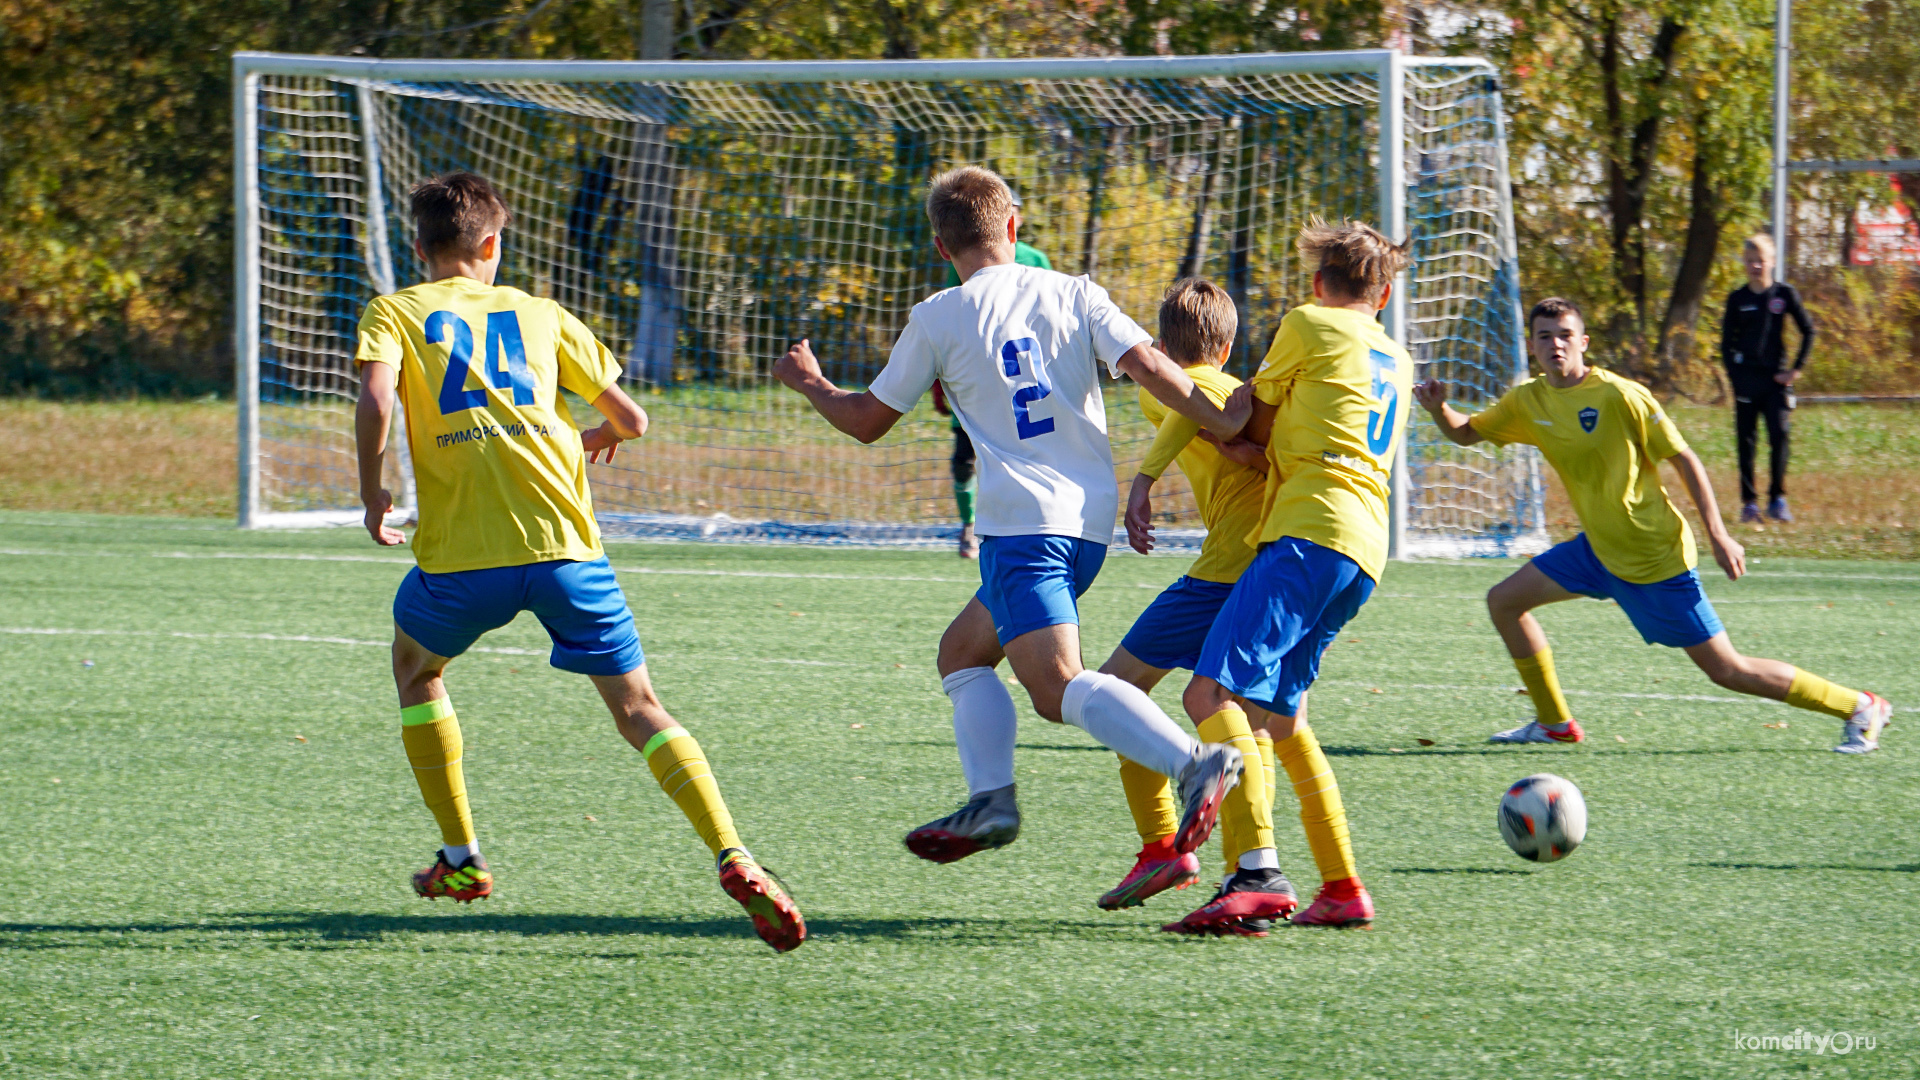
top-left (355, 297), bottom-right (407, 370)
top-left (1250, 317), bottom-right (1306, 407)
top-left (1467, 386), bottom-right (1538, 447)
top-left (1634, 389), bottom-right (1689, 461)
top-left (553, 304), bottom-right (623, 401)
top-left (1138, 367), bottom-right (1232, 480)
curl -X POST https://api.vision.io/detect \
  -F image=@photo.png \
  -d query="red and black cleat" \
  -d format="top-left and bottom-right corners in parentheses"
top-left (718, 848), bottom-right (807, 953)
top-left (903, 787), bottom-right (1020, 865)
top-left (1162, 867), bottom-right (1298, 936)
top-left (412, 851), bottom-right (493, 903)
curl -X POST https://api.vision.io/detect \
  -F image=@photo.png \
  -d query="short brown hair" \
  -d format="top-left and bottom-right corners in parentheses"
top-left (410, 172), bottom-right (512, 260)
top-left (926, 166), bottom-right (1014, 255)
top-left (1298, 217), bottom-right (1412, 303)
top-left (1528, 296), bottom-right (1585, 332)
top-left (1158, 279), bottom-right (1238, 365)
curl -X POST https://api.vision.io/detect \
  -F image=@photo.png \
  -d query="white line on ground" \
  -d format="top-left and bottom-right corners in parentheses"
top-left (0, 547), bottom-right (977, 584)
top-left (0, 627), bottom-right (853, 666)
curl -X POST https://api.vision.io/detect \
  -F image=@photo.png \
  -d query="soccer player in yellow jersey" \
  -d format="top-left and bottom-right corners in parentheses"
top-left (1087, 280), bottom-right (1297, 930)
top-left (1175, 220), bottom-right (1416, 929)
top-left (1416, 296), bottom-right (1893, 755)
top-left (352, 173), bottom-right (805, 951)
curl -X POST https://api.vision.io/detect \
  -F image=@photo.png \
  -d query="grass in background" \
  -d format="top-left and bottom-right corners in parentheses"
top-left (1, 512), bottom-right (1915, 1077)
top-left (4, 396), bottom-right (1919, 558)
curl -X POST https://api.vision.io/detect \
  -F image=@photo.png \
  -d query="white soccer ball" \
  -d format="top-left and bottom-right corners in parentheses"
top-left (1498, 773), bottom-right (1587, 863)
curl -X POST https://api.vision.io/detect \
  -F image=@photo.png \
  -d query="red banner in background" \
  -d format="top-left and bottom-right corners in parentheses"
top-left (1853, 177), bottom-right (1920, 265)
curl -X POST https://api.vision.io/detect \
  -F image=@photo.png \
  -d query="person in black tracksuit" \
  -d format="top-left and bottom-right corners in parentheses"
top-left (1720, 233), bottom-right (1813, 522)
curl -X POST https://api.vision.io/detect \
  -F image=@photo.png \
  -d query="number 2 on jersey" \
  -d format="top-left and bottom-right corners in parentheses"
top-left (1365, 348), bottom-right (1399, 458)
top-left (428, 310), bottom-right (538, 415)
top-left (1001, 337), bottom-right (1054, 439)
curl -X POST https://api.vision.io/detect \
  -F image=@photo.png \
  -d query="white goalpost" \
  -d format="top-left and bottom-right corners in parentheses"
top-left (233, 49), bottom-right (1546, 558)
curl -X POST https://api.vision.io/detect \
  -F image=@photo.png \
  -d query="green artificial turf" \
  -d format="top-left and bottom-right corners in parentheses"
top-left (1, 512), bottom-right (1915, 1078)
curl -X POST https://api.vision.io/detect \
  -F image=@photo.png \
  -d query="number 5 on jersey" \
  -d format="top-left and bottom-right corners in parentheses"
top-left (1001, 336), bottom-right (1053, 439)
top-left (428, 309), bottom-right (539, 415)
top-left (1365, 347), bottom-right (1400, 459)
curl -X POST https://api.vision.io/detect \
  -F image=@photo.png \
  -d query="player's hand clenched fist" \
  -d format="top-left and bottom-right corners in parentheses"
top-left (774, 339), bottom-right (823, 390)
top-left (1412, 379), bottom-right (1449, 413)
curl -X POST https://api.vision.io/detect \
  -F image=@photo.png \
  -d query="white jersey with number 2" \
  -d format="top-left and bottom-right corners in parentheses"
top-left (868, 263), bottom-right (1152, 545)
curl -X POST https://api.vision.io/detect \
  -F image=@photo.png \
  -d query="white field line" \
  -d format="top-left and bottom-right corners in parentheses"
top-left (0, 627), bottom-right (851, 666)
top-left (0, 547), bottom-right (975, 585)
top-left (8, 546), bottom-right (1920, 591)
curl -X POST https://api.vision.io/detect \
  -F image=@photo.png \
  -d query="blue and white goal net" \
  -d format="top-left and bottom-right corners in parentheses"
top-left (235, 50), bottom-right (1545, 557)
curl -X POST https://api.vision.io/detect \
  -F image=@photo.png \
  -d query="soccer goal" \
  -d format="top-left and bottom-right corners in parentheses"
top-left (234, 49), bottom-right (1545, 558)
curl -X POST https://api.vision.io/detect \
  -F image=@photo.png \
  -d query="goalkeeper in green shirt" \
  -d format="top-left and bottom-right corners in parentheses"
top-left (937, 188), bottom-right (1051, 558)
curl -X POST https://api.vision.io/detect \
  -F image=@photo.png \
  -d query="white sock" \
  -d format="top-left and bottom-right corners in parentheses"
top-left (1059, 671), bottom-right (1198, 780)
top-left (943, 666), bottom-right (1018, 796)
top-left (442, 841), bottom-right (479, 866)
top-left (1238, 847), bottom-right (1279, 871)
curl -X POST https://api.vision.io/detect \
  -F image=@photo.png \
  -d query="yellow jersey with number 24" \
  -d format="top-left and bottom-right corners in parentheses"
top-left (1136, 364), bottom-right (1266, 584)
top-left (1469, 367), bottom-right (1694, 584)
top-left (354, 277), bottom-right (623, 575)
top-left (1249, 304), bottom-right (1413, 582)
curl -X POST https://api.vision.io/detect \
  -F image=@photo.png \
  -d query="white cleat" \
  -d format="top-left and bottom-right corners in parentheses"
top-left (1834, 692), bottom-right (1893, 755)
top-left (1489, 719), bottom-right (1583, 744)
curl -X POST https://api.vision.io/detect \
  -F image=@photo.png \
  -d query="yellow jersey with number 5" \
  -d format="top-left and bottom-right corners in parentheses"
top-left (1248, 304), bottom-right (1413, 582)
top-left (354, 277), bottom-right (623, 575)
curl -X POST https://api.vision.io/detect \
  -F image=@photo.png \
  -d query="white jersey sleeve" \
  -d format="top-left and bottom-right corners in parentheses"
top-left (868, 313), bottom-right (937, 414)
top-left (1081, 279), bottom-right (1153, 376)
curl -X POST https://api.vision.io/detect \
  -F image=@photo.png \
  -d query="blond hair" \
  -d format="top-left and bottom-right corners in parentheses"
top-left (1158, 279), bottom-right (1238, 365)
top-left (926, 166), bottom-right (1014, 255)
top-left (1297, 217), bottom-right (1412, 304)
top-left (1744, 232), bottom-right (1777, 260)
top-left (409, 172), bottom-right (512, 260)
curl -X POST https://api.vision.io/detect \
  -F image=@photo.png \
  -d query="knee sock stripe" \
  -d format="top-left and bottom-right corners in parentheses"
top-left (640, 726), bottom-right (692, 760)
top-left (400, 698), bottom-right (455, 726)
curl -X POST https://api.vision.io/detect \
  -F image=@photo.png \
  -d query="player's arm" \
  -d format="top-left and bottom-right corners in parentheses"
top-left (580, 383), bottom-right (648, 465)
top-left (773, 338), bottom-right (904, 444)
top-left (353, 360), bottom-right (406, 547)
top-left (1667, 447), bottom-right (1744, 581)
top-left (1115, 343), bottom-right (1249, 439)
top-left (1781, 287), bottom-right (1814, 383)
top-left (1412, 380), bottom-right (1486, 446)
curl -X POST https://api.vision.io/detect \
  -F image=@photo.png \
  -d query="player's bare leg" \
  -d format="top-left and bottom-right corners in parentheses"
top-left (1485, 564), bottom-right (1586, 744)
top-left (1684, 634), bottom-right (1893, 755)
top-left (392, 628), bottom-right (492, 902)
top-left (593, 664), bottom-right (805, 952)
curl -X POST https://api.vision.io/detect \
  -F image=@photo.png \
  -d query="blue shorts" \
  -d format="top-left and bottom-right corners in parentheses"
top-left (1531, 533), bottom-right (1725, 648)
top-left (1120, 575), bottom-right (1237, 672)
top-left (1193, 537), bottom-right (1376, 716)
top-left (975, 535), bottom-right (1107, 646)
top-left (394, 556), bottom-right (646, 676)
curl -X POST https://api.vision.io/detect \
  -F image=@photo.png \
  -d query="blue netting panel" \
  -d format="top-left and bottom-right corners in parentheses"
top-left (251, 65), bottom-right (1540, 551)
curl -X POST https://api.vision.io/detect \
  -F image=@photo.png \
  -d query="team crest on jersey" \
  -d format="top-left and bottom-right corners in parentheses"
top-left (1578, 406), bottom-right (1598, 433)
top-left (1768, 296), bottom-right (1787, 315)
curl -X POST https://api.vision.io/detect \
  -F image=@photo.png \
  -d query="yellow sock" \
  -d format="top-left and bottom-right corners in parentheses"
top-left (1197, 708), bottom-right (1271, 873)
top-left (1786, 668), bottom-right (1862, 720)
top-left (1255, 736), bottom-right (1275, 808)
top-left (1513, 648), bottom-right (1574, 726)
top-left (400, 698), bottom-right (475, 848)
top-left (1117, 755), bottom-right (1178, 846)
top-left (642, 726), bottom-right (742, 856)
top-left (1276, 725), bottom-right (1358, 885)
